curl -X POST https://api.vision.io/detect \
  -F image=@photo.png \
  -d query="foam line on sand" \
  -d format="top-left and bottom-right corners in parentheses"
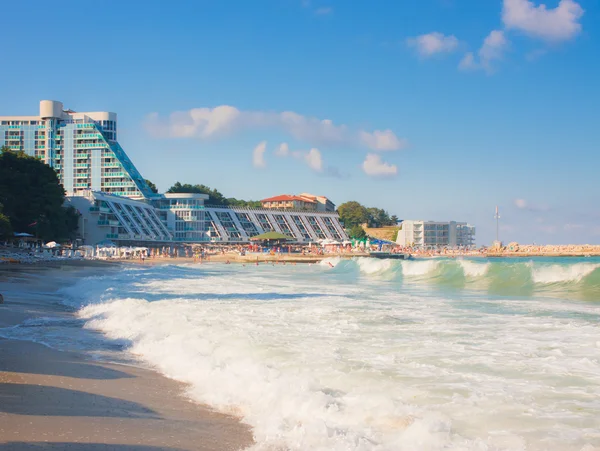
top-left (0, 264), bottom-right (253, 451)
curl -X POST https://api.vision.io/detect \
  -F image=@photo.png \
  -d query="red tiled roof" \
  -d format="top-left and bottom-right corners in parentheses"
top-left (261, 195), bottom-right (316, 203)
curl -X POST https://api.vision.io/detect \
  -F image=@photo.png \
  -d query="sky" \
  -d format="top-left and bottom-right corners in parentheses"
top-left (1, 0), bottom-right (599, 245)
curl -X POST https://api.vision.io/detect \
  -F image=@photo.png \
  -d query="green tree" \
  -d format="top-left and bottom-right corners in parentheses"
top-left (337, 201), bottom-right (369, 228)
top-left (0, 146), bottom-right (78, 242)
top-left (348, 224), bottom-right (367, 240)
top-left (367, 207), bottom-right (393, 228)
top-left (167, 182), bottom-right (229, 205)
top-left (0, 203), bottom-right (12, 240)
top-left (145, 179), bottom-right (158, 194)
top-left (226, 198), bottom-right (262, 208)
top-left (390, 215), bottom-right (399, 225)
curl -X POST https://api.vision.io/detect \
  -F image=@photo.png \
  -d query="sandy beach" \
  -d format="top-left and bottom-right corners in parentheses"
top-left (0, 263), bottom-right (253, 451)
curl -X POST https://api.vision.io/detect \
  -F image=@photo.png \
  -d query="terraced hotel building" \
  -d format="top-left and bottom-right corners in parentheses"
top-left (0, 100), bottom-right (153, 198)
top-left (1, 101), bottom-right (348, 245)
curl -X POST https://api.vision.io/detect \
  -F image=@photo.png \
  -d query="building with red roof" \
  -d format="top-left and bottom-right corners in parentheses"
top-left (261, 193), bottom-right (335, 212)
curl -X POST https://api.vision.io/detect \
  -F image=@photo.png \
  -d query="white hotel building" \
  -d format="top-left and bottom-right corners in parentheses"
top-left (395, 220), bottom-right (476, 248)
top-left (1, 100), bottom-right (348, 245)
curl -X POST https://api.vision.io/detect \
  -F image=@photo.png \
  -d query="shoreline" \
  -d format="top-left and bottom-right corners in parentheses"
top-left (0, 263), bottom-right (253, 450)
top-left (2, 250), bottom-right (599, 271)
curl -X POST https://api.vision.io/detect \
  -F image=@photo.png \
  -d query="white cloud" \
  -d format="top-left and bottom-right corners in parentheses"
top-left (276, 142), bottom-right (324, 173)
top-left (480, 30), bottom-right (508, 66)
top-left (315, 7), bottom-right (333, 15)
top-left (146, 107), bottom-right (405, 151)
top-left (458, 30), bottom-right (508, 73)
top-left (252, 141), bottom-right (267, 168)
top-left (407, 32), bottom-right (459, 57)
top-left (515, 198), bottom-right (528, 209)
top-left (362, 154), bottom-right (398, 178)
top-left (304, 148), bottom-right (323, 172)
top-left (502, 0), bottom-right (584, 42)
top-left (514, 198), bottom-right (550, 212)
top-left (458, 52), bottom-right (477, 71)
top-left (275, 142), bottom-right (289, 156)
top-left (359, 130), bottom-right (407, 151)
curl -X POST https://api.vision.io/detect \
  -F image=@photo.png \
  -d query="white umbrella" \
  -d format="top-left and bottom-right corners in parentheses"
top-left (44, 241), bottom-right (61, 248)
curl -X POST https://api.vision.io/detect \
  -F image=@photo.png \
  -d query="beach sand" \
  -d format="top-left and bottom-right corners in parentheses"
top-left (0, 263), bottom-right (253, 451)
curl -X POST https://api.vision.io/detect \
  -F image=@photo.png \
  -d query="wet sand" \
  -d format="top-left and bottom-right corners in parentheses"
top-left (0, 264), bottom-right (253, 451)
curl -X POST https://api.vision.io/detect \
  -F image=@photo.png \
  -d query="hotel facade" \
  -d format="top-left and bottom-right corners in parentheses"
top-left (395, 220), bottom-right (476, 248)
top-left (2, 101), bottom-right (348, 245)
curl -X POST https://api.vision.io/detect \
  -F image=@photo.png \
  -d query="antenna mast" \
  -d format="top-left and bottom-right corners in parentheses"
top-left (494, 206), bottom-right (500, 243)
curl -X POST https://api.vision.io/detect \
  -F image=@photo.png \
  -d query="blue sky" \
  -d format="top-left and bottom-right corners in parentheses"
top-left (1, 0), bottom-right (599, 244)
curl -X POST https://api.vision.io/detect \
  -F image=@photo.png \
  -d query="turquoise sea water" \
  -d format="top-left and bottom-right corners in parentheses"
top-left (2, 257), bottom-right (600, 450)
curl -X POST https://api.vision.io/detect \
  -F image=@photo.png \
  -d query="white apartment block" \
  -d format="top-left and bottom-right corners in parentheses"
top-left (396, 220), bottom-right (476, 248)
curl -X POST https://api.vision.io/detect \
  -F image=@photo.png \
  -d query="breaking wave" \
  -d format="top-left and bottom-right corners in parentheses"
top-left (323, 257), bottom-right (600, 299)
top-left (9, 259), bottom-right (599, 450)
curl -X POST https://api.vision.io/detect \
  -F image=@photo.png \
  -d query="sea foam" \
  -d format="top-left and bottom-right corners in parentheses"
top-left (55, 261), bottom-right (600, 450)
top-left (531, 263), bottom-right (600, 284)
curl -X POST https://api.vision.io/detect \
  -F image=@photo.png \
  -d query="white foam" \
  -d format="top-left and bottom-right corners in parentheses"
top-left (531, 263), bottom-right (599, 284)
top-left (356, 258), bottom-right (394, 275)
top-left (62, 263), bottom-right (600, 451)
top-left (458, 260), bottom-right (490, 278)
top-left (400, 259), bottom-right (440, 277)
top-left (319, 257), bottom-right (342, 267)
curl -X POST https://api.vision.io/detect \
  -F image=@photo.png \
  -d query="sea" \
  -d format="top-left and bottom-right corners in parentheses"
top-left (3, 256), bottom-right (600, 451)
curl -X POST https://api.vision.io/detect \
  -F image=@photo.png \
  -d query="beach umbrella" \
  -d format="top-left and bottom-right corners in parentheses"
top-left (44, 241), bottom-right (61, 248)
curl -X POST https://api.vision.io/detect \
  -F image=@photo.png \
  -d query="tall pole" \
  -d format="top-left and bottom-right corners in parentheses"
top-left (494, 206), bottom-right (500, 243)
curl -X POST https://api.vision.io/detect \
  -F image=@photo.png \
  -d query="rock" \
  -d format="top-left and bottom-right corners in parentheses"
top-left (0, 293), bottom-right (3, 304)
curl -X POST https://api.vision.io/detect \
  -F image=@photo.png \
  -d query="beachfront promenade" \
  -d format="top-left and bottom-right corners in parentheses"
top-left (3, 242), bottom-right (600, 266)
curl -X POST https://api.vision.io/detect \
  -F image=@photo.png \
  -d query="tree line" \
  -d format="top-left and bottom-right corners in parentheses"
top-left (163, 182), bottom-right (262, 208)
top-left (337, 201), bottom-right (399, 239)
top-left (0, 146), bottom-right (79, 242)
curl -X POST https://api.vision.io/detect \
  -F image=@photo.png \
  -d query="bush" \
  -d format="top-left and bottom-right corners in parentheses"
top-left (349, 225), bottom-right (367, 240)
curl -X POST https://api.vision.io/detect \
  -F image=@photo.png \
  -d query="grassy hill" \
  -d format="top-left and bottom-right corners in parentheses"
top-left (363, 225), bottom-right (400, 242)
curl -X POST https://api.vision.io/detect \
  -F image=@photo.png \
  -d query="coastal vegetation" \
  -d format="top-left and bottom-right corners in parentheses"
top-left (337, 201), bottom-right (398, 229)
top-left (0, 204), bottom-right (11, 240)
top-left (166, 182), bottom-right (262, 208)
top-left (348, 224), bottom-right (367, 240)
top-left (145, 179), bottom-right (159, 194)
top-left (0, 146), bottom-right (79, 242)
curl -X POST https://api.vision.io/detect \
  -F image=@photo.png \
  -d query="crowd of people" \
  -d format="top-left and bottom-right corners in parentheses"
top-left (3, 239), bottom-right (599, 265)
